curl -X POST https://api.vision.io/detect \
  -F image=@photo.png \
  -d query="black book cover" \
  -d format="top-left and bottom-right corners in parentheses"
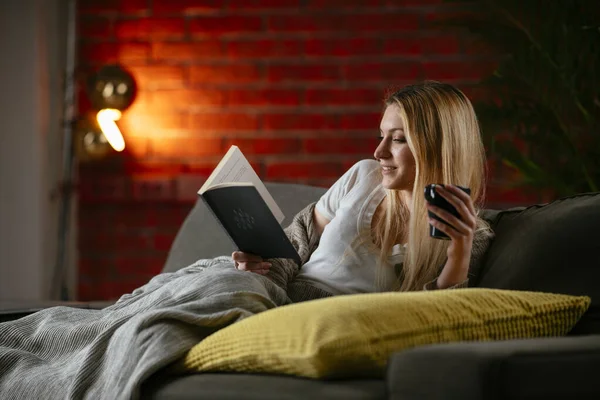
top-left (200, 185), bottom-right (301, 266)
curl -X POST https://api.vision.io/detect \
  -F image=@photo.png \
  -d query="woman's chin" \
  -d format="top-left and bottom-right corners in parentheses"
top-left (382, 178), bottom-right (399, 190)
top-left (382, 177), bottom-right (411, 191)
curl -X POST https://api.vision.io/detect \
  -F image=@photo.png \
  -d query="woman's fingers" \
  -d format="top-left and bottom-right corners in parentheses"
top-left (232, 251), bottom-right (262, 263)
top-left (435, 186), bottom-right (476, 228)
top-left (236, 263), bottom-right (272, 274)
top-left (232, 252), bottom-right (271, 274)
top-left (427, 204), bottom-right (469, 236)
top-left (427, 214), bottom-right (460, 240)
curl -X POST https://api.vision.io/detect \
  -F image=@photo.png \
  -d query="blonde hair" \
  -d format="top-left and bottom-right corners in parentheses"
top-left (373, 81), bottom-right (488, 291)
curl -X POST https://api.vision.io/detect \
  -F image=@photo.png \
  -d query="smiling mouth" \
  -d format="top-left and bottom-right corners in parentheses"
top-left (382, 166), bottom-right (397, 171)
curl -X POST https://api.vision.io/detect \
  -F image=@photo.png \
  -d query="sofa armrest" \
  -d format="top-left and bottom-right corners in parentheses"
top-left (387, 335), bottom-right (600, 400)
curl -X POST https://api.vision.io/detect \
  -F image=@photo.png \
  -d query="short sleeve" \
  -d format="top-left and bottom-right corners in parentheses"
top-left (315, 160), bottom-right (376, 220)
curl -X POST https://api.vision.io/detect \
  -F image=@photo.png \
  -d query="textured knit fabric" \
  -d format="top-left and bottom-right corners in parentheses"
top-left (0, 204), bottom-right (322, 400)
top-left (0, 259), bottom-right (291, 400)
top-left (181, 289), bottom-right (591, 378)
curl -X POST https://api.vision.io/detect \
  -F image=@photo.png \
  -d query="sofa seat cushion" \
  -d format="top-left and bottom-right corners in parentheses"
top-left (476, 192), bottom-right (600, 334)
top-left (179, 289), bottom-right (589, 379)
top-left (140, 373), bottom-right (386, 400)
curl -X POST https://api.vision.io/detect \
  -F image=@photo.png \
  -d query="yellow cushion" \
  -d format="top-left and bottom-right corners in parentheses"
top-left (181, 289), bottom-right (590, 379)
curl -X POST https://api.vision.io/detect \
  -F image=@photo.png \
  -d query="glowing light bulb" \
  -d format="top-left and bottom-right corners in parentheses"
top-left (96, 108), bottom-right (125, 152)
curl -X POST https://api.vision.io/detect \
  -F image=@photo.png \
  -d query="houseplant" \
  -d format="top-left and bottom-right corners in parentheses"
top-left (439, 0), bottom-right (600, 197)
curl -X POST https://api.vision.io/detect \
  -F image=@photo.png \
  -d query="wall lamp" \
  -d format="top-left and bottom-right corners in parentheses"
top-left (75, 64), bottom-right (136, 160)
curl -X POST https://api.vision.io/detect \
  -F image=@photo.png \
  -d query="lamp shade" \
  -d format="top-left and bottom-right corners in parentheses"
top-left (73, 114), bottom-right (112, 161)
top-left (86, 64), bottom-right (136, 111)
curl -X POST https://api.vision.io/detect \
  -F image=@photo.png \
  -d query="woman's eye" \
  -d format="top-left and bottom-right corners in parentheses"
top-left (393, 137), bottom-right (406, 143)
top-left (377, 136), bottom-right (384, 142)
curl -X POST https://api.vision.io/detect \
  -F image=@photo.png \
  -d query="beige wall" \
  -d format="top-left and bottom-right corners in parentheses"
top-left (0, 0), bottom-right (72, 301)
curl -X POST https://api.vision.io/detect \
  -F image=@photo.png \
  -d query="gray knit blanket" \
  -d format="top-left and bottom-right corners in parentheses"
top-left (0, 202), bottom-right (493, 399)
top-left (0, 204), bottom-right (320, 400)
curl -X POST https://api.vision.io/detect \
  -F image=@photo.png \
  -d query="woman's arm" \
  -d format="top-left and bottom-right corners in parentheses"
top-left (313, 207), bottom-right (331, 238)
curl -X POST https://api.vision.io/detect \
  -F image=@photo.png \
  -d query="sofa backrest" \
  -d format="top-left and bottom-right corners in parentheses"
top-left (476, 192), bottom-right (600, 334)
top-left (161, 182), bottom-right (327, 274)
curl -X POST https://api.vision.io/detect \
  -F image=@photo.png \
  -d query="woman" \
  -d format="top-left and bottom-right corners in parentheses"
top-left (233, 81), bottom-right (492, 295)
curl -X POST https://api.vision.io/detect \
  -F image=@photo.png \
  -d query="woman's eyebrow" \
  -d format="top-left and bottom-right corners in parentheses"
top-left (379, 128), bottom-right (405, 134)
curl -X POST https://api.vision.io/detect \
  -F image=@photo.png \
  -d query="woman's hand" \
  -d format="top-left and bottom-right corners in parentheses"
top-left (231, 251), bottom-right (272, 275)
top-left (425, 185), bottom-right (477, 288)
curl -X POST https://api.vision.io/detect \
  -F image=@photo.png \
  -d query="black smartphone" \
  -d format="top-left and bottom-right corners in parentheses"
top-left (424, 184), bottom-right (471, 240)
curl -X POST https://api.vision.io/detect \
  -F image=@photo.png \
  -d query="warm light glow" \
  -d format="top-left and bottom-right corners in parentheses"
top-left (96, 108), bottom-right (125, 152)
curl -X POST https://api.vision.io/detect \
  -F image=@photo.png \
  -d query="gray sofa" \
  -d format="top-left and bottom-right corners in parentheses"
top-left (140, 183), bottom-right (600, 400)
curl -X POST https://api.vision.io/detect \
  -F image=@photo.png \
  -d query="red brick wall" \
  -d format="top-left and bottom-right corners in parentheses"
top-left (75, 0), bottom-right (516, 301)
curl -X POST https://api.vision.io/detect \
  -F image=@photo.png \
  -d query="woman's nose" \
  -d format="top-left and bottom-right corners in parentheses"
top-left (374, 140), bottom-right (390, 160)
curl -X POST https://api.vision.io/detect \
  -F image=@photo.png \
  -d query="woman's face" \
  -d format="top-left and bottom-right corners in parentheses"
top-left (374, 104), bottom-right (417, 191)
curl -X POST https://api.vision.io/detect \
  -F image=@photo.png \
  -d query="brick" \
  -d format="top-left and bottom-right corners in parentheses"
top-left (115, 204), bottom-right (159, 227)
top-left (267, 14), bottom-right (419, 32)
top-left (305, 0), bottom-right (385, 6)
top-left (79, 232), bottom-right (115, 252)
top-left (190, 64), bottom-right (261, 84)
top-left (131, 176), bottom-right (178, 201)
top-left (346, 14), bottom-right (420, 31)
top-left (155, 205), bottom-right (193, 228)
top-left (396, 0), bottom-right (443, 4)
top-left (77, 282), bottom-right (97, 301)
top-left (78, 17), bottom-right (113, 39)
top-left (423, 60), bottom-right (497, 82)
top-left (148, 137), bottom-right (223, 158)
top-left (227, 39), bottom-right (304, 58)
top-left (153, 0), bottom-right (221, 15)
top-left (79, 207), bottom-right (115, 229)
top-left (383, 37), bottom-right (423, 56)
top-left (265, 162), bottom-right (343, 179)
top-left (422, 34), bottom-right (461, 55)
top-left (115, 18), bottom-right (186, 40)
top-left (127, 89), bottom-right (154, 109)
top-left (79, 42), bottom-right (151, 65)
top-left (154, 234), bottom-right (175, 251)
top-left (263, 113), bottom-right (339, 131)
top-left (79, 0), bottom-right (150, 14)
top-left (152, 41), bottom-right (223, 61)
top-left (267, 64), bottom-right (342, 82)
top-left (121, 112), bottom-right (189, 133)
top-left (152, 89), bottom-right (226, 108)
top-left (122, 161), bottom-right (187, 175)
top-left (189, 16), bottom-right (263, 36)
top-left (115, 256), bottom-right (164, 276)
top-left (343, 62), bottom-right (421, 81)
top-left (228, 0), bottom-right (301, 8)
top-left (462, 36), bottom-right (497, 56)
top-left (189, 113), bottom-right (259, 131)
top-left (339, 112), bottom-right (382, 130)
top-left (127, 65), bottom-right (186, 89)
top-left (304, 88), bottom-right (383, 106)
top-left (425, 9), bottom-right (481, 23)
top-left (115, 231), bottom-right (154, 251)
top-left (224, 138), bottom-right (301, 155)
top-left (227, 89), bottom-right (300, 106)
top-left (79, 176), bottom-right (131, 202)
top-left (485, 186), bottom-right (541, 207)
top-left (304, 137), bottom-right (378, 154)
top-left (304, 37), bottom-right (383, 57)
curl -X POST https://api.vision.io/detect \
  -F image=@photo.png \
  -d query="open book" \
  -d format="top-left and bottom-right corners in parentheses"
top-left (198, 145), bottom-right (300, 265)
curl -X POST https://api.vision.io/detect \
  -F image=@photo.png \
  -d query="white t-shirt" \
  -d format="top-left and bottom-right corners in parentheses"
top-left (294, 159), bottom-right (406, 295)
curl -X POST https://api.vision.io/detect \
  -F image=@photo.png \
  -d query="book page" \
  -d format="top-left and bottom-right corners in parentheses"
top-left (198, 145), bottom-right (285, 223)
